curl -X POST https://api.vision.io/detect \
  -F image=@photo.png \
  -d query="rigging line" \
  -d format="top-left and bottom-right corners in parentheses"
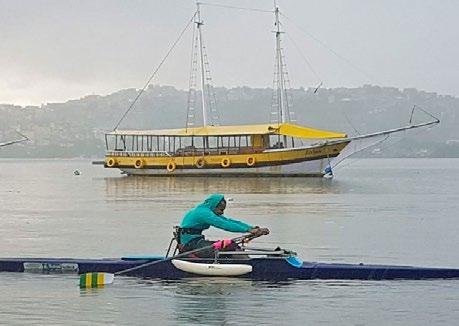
top-left (335, 122), bottom-right (429, 172)
top-left (279, 12), bottom-right (377, 83)
top-left (283, 27), bottom-right (323, 85)
top-left (414, 105), bottom-right (440, 123)
top-left (409, 105), bottom-right (416, 124)
top-left (372, 126), bottom-right (425, 157)
top-left (313, 82), bottom-right (322, 94)
top-left (199, 2), bottom-right (273, 13)
top-left (341, 107), bottom-right (361, 135)
top-left (113, 11), bottom-right (198, 131)
top-left (15, 130), bottom-right (29, 141)
top-left (332, 134), bottom-right (390, 171)
top-left (282, 22), bottom-right (360, 134)
top-left (186, 24), bottom-right (198, 131)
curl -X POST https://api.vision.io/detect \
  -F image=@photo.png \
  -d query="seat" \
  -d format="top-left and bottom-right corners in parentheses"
top-left (165, 226), bottom-right (199, 258)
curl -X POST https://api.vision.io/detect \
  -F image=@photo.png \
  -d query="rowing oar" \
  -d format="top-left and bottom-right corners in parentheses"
top-left (79, 233), bottom-right (258, 288)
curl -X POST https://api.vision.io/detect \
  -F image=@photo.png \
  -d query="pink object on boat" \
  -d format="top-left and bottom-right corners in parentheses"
top-left (212, 239), bottom-right (233, 250)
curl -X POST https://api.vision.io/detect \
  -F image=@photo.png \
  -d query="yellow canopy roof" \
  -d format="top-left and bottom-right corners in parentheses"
top-left (108, 123), bottom-right (347, 139)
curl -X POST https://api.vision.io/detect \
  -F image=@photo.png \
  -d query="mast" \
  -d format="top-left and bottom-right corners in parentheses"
top-left (273, 1), bottom-right (289, 147)
top-left (196, 2), bottom-right (208, 126)
top-left (274, 3), bottom-right (286, 124)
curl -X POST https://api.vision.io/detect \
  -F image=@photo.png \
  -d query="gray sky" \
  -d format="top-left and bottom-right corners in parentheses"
top-left (1, 0), bottom-right (458, 105)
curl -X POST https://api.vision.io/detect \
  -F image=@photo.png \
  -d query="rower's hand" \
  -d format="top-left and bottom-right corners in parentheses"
top-left (249, 227), bottom-right (270, 237)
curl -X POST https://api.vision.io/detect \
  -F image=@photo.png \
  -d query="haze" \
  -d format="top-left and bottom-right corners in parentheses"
top-left (1, 0), bottom-right (458, 106)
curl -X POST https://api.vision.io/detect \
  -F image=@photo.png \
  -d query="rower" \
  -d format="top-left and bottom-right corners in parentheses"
top-left (178, 194), bottom-right (269, 258)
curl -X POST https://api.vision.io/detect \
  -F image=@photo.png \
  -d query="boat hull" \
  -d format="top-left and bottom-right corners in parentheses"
top-left (119, 158), bottom-right (328, 177)
top-left (1, 257), bottom-right (459, 281)
top-left (105, 142), bottom-right (350, 177)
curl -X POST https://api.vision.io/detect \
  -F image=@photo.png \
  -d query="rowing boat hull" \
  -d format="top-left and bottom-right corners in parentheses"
top-left (1, 257), bottom-right (459, 280)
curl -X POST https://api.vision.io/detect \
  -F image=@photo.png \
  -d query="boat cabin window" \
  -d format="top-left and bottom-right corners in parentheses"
top-left (106, 133), bottom-right (302, 156)
top-left (269, 135), bottom-right (284, 148)
top-left (267, 135), bottom-right (300, 149)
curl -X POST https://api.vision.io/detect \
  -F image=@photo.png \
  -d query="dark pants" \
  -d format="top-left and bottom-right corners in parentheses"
top-left (182, 238), bottom-right (239, 258)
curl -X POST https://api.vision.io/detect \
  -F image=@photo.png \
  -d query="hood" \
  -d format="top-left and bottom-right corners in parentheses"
top-left (198, 194), bottom-right (225, 210)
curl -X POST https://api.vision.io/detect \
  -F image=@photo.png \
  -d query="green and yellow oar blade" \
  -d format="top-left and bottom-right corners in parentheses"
top-left (79, 272), bottom-right (114, 288)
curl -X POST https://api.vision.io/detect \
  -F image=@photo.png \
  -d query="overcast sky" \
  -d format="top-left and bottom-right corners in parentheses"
top-left (1, 0), bottom-right (458, 106)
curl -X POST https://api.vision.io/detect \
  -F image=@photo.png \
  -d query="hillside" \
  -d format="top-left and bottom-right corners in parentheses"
top-left (1, 85), bottom-right (458, 158)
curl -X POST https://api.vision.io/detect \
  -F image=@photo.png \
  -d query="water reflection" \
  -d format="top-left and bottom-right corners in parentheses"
top-left (138, 278), bottom-right (295, 325)
top-left (104, 176), bottom-right (349, 198)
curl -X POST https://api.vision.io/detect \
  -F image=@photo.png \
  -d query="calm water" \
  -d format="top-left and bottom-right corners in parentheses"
top-left (0, 158), bottom-right (458, 325)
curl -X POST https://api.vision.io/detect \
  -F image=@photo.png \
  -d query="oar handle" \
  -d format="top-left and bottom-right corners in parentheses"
top-left (115, 233), bottom-right (257, 276)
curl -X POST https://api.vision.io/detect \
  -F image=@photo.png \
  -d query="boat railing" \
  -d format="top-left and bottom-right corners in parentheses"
top-left (172, 146), bottom-right (264, 156)
top-left (107, 150), bottom-right (172, 157)
top-left (107, 146), bottom-right (266, 157)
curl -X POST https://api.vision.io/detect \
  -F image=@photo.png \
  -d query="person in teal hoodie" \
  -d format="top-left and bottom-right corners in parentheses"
top-left (179, 194), bottom-right (270, 257)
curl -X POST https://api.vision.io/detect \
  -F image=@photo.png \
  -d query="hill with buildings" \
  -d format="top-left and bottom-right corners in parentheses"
top-left (1, 85), bottom-right (457, 158)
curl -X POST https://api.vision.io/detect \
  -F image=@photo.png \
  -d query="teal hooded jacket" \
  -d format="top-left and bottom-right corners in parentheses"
top-left (179, 194), bottom-right (254, 245)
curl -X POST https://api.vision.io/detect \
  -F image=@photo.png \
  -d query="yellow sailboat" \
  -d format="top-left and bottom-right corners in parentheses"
top-left (105, 122), bottom-right (348, 176)
top-left (103, 3), bottom-right (438, 177)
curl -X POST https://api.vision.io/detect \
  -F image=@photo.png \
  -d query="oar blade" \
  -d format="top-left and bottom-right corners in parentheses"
top-left (79, 272), bottom-right (114, 288)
